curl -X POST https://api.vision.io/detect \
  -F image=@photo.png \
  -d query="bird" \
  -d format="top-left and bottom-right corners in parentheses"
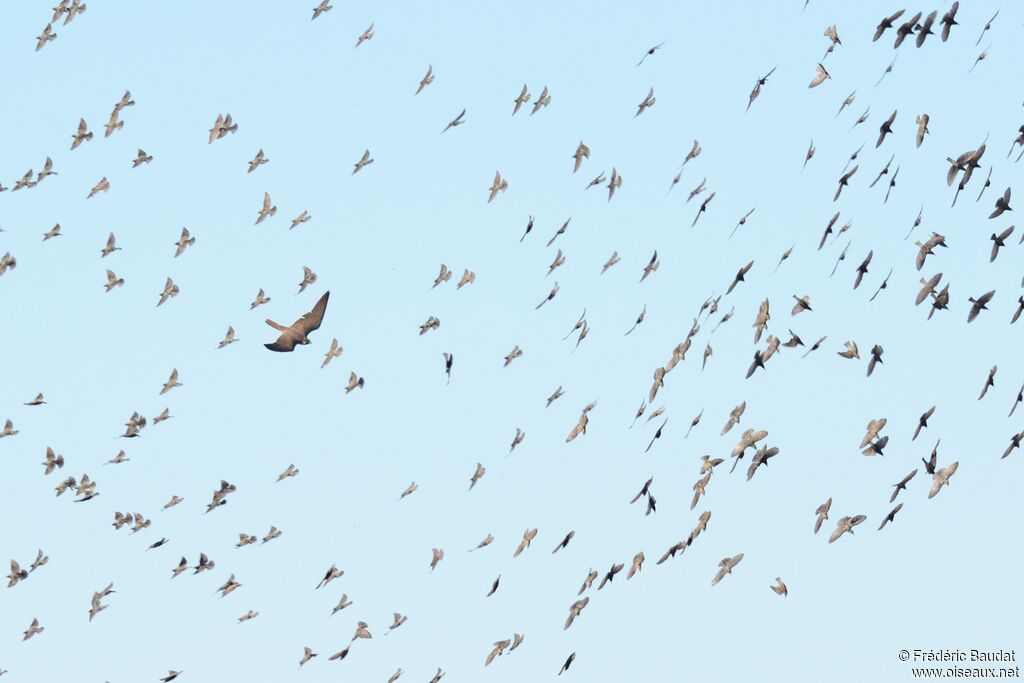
top-left (929, 462), bottom-right (959, 498)
top-left (607, 167), bottom-right (622, 201)
top-left (731, 208), bottom-right (756, 238)
top-left (104, 270), bottom-right (124, 293)
top-left (416, 65), bottom-right (434, 94)
top-left (513, 528), bottom-right (537, 557)
top-left (915, 10), bottom-right (937, 47)
top-left (355, 23), bottom-right (375, 47)
top-left (8, 560), bottom-right (29, 587)
top-left (531, 86), bottom-right (551, 114)
top-left (255, 192), bottom-right (277, 225)
top-left (808, 63), bottom-right (830, 88)
top-left (941, 3), bottom-right (959, 41)
top-left (989, 188), bottom-right (1012, 219)
top-left (771, 577), bottom-right (788, 597)
top-left (878, 504), bottom-right (904, 530)
top-left (834, 165), bottom-right (857, 201)
top-left (692, 192), bottom-right (716, 226)
top-left (101, 232), bottom-right (121, 257)
top-left (36, 24), bottom-right (57, 51)
top-left (894, 12), bottom-right (922, 47)
top-left (419, 316), bottom-right (441, 335)
top-left (565, 597), bottom-right (589, 629)
top-left (635, 87), bottom-right (656, 117)
top-left (747, 66), bottom-right (776, 110)
top-left (159, 369), bottom-right (181, 395)
top-left (637, 42), bottom-right (665, 66)
top-left (726, 260), bottom-right (754, 295)
top-left (264, 291), bottom-right (330, 352)
top-left (315, 564), bottom-right (343, 589)
top-left (873, 9), bottom-right (906, 41)
top-left (247, 149), bottom-right (269, 173)
top-left (173, 227), bottom-right (195, 257)
top-left (572, 141), bottom-right (590, 173)
top-left (970, 46), bottom-right (991, 73)
top-left (512, 85), bottom-right (530, 115)
top-left (129, 148), bottom-right (152, 168)
top-left (915, 114), bottom-right (930, 148)
top-left (870, 268), bottom-right (893, 302)
top-left (559, 653), bottom-right (576, 675)
top-left (803, 139), bottom-right (816, 170)
top-left (152, 277), bottom-right (177, 307)
top-left (488, 171), bottom-right (508, 203)
top-left (822, 24), bottom-right (841, 58)
top-left (87, 177), bottom-right (110, 198)
top-left (290, 211), bottom-right (311, 230)
top-left (967, 290), bottom-right (995, 322)
top-left (0, 420), bottom-right (18, 438)
top-left (976, 10), bottom-right (998, 46)
top-left (299, 647), bottom-right (317, 667)
top-left (639, 252), bottom-right (659, 282)
top-left (322, 339), bottom-right (343, 368)
top-left (913, 406), bottom-right (935, 440)
top-left (251, 289), bottom-right (271, 309)
top-left (829, 515), bottom-right (867, 543)
top-left (979, 366), bottom-right (997, 401)
top-left (22, 618), bottom-right (44, 641)
top-left (814, 498), bottom-right (832, 534)
top-left (311, 1), bottom-right (332, 20)
top-left (853, 251), bottom-right (873, 289)
top-left (711, 554), bottom-right (744, 585)
top-left (352, 149), bottom-right (373, 175)
top-left (866, 345), bottom-right (884, 377)
top-left (890, 470), bottom-right (918, 503)
top-left (70, 118), bottom-right (92, 150)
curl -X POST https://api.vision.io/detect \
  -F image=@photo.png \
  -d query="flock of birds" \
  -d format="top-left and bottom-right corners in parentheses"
top-left (2, 1), bottom-right (1023, 681)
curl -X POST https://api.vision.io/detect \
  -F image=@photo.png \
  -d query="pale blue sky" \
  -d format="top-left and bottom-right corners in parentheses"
top-left (1, 1), bottom-right (1022, 681)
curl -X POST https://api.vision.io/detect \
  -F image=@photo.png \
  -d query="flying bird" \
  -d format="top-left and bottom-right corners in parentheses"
top-left (264, 291), bottom-right (330, 352)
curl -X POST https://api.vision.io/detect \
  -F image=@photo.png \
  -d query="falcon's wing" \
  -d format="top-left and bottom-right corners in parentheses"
top-left (293, 291), bottom-right (330, 335)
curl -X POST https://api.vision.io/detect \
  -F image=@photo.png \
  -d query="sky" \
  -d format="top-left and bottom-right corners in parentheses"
top-left (1, 1), bottom-right (1023, 681)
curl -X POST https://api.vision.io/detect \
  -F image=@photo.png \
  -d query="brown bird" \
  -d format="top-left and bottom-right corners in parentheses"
top-left (255, 192), bottom-right (277, 225)
top-left (928, 462), bottom-right (959, 498)
top-left (915, 114), bottom-right (930, 148)
top-left (829, 515), bottom-right (867, 543)
top-left (814, 497), bottom-right (832, 534)
top-left (513, 528), bottom-right (537, 557)
top-left (264, 291), bottom-right (329, 352)
top-left (415, 64), bottom-right (434, 94)
top-left (160, 369), bottom-right (181, 395)
top-left (488, 171), bottom-right (508, 203)
top-left (564, 598), bottom-right (589, 630)
top-left (711, 554), bottom-right (744, 585)
top-left (770, 577), bottom-right (788, 596)
top-left (808, 63), bottom-right (830, 88)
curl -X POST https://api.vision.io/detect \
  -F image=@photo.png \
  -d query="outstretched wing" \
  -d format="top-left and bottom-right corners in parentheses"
top-left (293, 291), bottom-right (330, 336)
